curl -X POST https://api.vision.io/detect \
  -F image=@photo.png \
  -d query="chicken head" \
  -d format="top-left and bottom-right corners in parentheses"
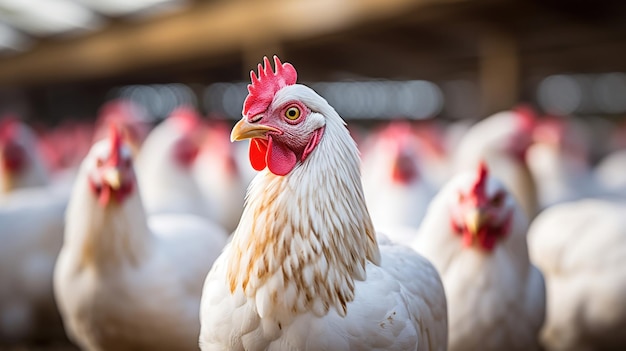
top-left (0, 117), bottom-right (27, 175)
top-left (169, 106), bottom-right (205, 168)
top-left (449, 162), bottom-right (514, 251)
top-left (87, 125), bottom-right (135, 206)
top-left (231, 56), bottom-right (326, 176)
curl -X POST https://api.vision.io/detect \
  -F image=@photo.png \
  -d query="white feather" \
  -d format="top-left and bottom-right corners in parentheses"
top-left (54, 139), bottom-right (228, 351)
top-left (200, 83), bottom-right (447, 351)
top-left (413, 170), bottom-right (545, 351)
top-left (136, 117), bottom-right (209, 217)
top-left (528, 199), bottom-right (626, 351)
top-left (453, 111), bottom-right (538, 220)
top-left (0, 186), bottom-right (68, 341)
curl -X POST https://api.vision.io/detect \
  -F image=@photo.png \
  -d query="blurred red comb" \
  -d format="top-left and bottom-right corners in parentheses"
top-left (242, 55), bottom-right (297, 118)
top-left (0, 116), bottom-right (20, 141)
top-left (108, 123), bottom-right (122, 166)
top-left (471, 161), bottom-right (489, 204)
top-left (382, 121), bottom-right (412, 136)
top-left (170, 106), bottom-right (202, 133)
top-left (514, 104), bottom-right (537, 132)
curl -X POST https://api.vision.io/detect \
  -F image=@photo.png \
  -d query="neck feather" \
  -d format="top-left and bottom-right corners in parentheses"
top-left (226, 109), bottom-right (380, 322)
top-left (66, 175), bottom-right (151, 269)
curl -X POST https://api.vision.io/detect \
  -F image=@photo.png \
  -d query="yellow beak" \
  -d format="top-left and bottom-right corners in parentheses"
top-left (230, 117), bottom-right (280, 142)
top-left (103, 168), bottom-right (122, 190)
top-left (465, 209), bottom-right (486, 236)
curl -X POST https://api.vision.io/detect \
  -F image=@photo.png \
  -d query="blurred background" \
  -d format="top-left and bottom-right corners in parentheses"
top-left (3, 1), bottom-right (626, 350)
top-left (0, 0), bottom-right (625, 127)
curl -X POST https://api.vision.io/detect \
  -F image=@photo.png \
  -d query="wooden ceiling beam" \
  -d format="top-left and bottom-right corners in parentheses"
top-left (0, 0), bottom-right (470, 87)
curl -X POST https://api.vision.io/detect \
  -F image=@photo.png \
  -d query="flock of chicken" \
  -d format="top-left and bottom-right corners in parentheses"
top-left (1, 56), bottom-right (626, 351)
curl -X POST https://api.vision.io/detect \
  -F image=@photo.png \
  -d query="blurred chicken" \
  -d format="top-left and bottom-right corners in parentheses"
top-left (0, 117), bottom-right (50, 194)
top-left (454, 107), bottom-right (538, 219)
top-left (193, 121), bottom-right (250, 233)
top-left (200, 56), bottom-right (447, 350)
top-left (93, 99), bottom-right (151, 154)
top-left (0, 118), bottom-right (68, 343)
top-left (606, 119), bottom-right (626, 152)
top-left (528, 198), bottom-right (626, 351)
top-left (595, 149), bottom-right (626, 197)
top-left (361, 122), bottom-right (437, 244)
top-left (0, 188), bottom-right (68, 343)
top-left (54, 126), bottom-right (227, 351)
top-left (412, 162), bottom-right (545, 351)
top-left (413, 120), bottom-right (451, 187)
top-left (526, 116), bottom-right (597, 207)
top-left (137, 106), bottom-right (210, 218)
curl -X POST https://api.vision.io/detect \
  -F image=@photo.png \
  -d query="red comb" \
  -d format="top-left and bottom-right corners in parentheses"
top-left (514, 104), bottom-right (536, 133)
top-left (470, 161), bottom-right (489, 204)
top-left (108, 124), bottom-right (122, 166)
top-left (0, 116), bottom-right (20, 142)
top-left (242, 56), bottom-right (297, 118)
top-left (98, 99), bottom-right (141, 123)
top-left (170, 106), bottom-right (201, 133)
top-left (381, 121), bottom-right (412, 138)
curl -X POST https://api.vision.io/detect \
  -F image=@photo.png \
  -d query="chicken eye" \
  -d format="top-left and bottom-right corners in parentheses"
top-left (491, 192), bottom-right (505, 207)
top-left (285, 106), bottom-right (301, 120)
top-left (96, 158), bottom-right (104, 167)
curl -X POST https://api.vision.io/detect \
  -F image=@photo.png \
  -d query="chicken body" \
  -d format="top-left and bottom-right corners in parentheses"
top-left (199, 57), bottom-right (447, 351)
top-left (595, 149), bottom-right (626, 197)
top-left (528, 199), bottom-right (626, 351)
top-left (361, 122), bottom-right (436, 244)
top-left (526, 117), bottom-right (597, 207)
top-left (193, 124), bottom-right (250, 233)
top-left (453, 109), bottom-right (538, 219)
top-left (527, 142), bottom-right (596, 206)
top-left (413, 165), bottom-right (545, 351)
top-left (202, 238), bottom-right (446, 351)
top-left (0, 187), bottom-right (67, 342)
top-left (136, 107), bottom-right (210, 217)
top-left (55, 134), bottom-right (227, 351)
top-left (0, 119), bottom-right (68, 342)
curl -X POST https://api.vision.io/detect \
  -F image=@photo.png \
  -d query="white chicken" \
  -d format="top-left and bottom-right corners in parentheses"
top-left (595, 149), bottom-right (626, 197)
top-left (526, 116), bottom-right (598, 207)
top-left (136, 106), bottom-right (210, 217)
top-left (528, 198), bottom-right (626, 351)
top-left (361, 122), bottom-right (437, 245)
top-left (93, 99), bottom-right (151, 154)
top-left (54, 126), bottom-right (227, 351)
top-left (412, 120), bottom-right (451, 188)
top-left (453, 107), bottom-right (538, 219)
top-left (193, 122), bottom-right (250, 233)
top-left (0, 187), bottom-right (68, 343)
top-left (412, 162), bottom-right (545, 351)
top-left (0, 117), bottom-right (50, 194)
top-left (199, 56), bottom-right (447, 351)
top-left (0, 118), bottom-right (68, 342)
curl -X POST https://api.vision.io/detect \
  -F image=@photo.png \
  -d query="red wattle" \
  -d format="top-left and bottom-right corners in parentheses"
top-left (249, 138), bottom-right (268, 171)
top-left (267, 135), bottom-right (297, 176)
top-left (462, 230), bottom-right (473, 247)
top-left (247, 128), bottom-right (323, 176)
top-left (99, 186), bottom-right (111, 207)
